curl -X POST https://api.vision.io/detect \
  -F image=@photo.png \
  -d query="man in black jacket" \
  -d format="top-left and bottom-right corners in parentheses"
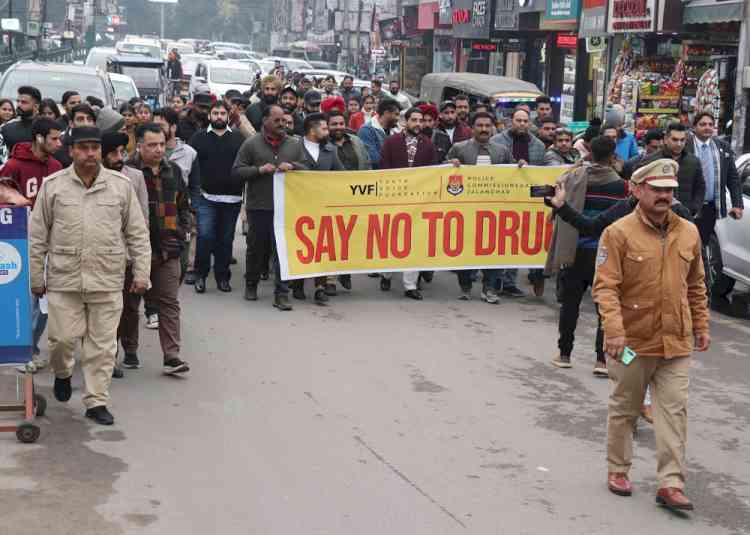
top-left (232, 104), bottom-right (307, 310)
top-left (188, 101), bottom-right (246, 294)
top-left (291, 113), bottom-right (344, 304)
top-left (686, 112), bottom-right (743, 245)
top-left (177, 93), bottom-right (211, 143)
top-left (0, 85), bottom-right (41, 164)
top-left (246, 75), bottom-right (281, 131)
top-left (636, 123), bottom-right (704, 215)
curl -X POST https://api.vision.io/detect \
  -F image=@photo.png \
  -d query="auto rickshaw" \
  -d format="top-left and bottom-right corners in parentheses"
top-left (420, 72), bottom-right (543, 122)
top-left (107, 55), bottom-right (167, 109)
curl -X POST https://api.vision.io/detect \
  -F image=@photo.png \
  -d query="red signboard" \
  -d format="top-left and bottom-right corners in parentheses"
top-left (556, 34), bottom-right (578, 48)
top-left (471, 42), bottom-right (498, 52)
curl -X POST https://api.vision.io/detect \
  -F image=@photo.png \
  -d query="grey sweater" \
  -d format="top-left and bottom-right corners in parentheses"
top-left (231, 133), bottom-right (307, 210)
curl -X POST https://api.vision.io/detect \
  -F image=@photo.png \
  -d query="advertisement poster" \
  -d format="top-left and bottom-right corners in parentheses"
top-left (0, 207), bottom-right (32, 364)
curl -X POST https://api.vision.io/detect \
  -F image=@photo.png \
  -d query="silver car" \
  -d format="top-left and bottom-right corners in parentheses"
top-left (710, 154), bottom-right (750, 296)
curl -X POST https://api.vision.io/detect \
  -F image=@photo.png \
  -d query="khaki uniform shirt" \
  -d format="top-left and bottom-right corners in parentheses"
top-left (592, 205), bottom-right (709, 357)
top-left (29, 165), bottom-right (151, 293)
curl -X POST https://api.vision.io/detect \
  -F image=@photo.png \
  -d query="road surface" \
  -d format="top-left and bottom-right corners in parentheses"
top-left (1, 259), bottom-right (749, 534)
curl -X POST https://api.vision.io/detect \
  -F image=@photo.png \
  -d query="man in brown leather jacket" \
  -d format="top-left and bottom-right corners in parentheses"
top-left (593, 158), bottom-right (710, 511)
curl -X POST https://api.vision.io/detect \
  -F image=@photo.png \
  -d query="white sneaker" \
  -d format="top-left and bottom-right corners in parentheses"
top-left (145, 314), bottom-right (159, 329)
top-left (481, 287), bottom-right (500, 304)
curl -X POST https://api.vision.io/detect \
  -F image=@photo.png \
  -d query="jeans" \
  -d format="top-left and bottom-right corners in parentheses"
top-left (498, 269), bottom-right (519, 289)
top-left (245, 209), bottom-right (288, 295)
top-left (31, 295), bottom-right (48, 354)
top-left (456, 269), bottom-right (499, 291)
top-left (557, 248), bottom-right (605, 363)
top-left (196, 198), bottom-right (242, 282)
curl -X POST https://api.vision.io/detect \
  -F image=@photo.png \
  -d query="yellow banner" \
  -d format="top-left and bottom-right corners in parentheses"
top-left (273, 165), bottom-right (567, 279)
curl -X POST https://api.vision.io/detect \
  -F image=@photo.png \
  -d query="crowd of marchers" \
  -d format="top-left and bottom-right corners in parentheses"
top-left (0, 68), bottom-right (734, 513)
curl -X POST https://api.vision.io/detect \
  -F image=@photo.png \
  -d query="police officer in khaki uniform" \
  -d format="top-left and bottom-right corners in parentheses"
top-left (593, 159), bottom-right (710, 511)
top-left (29, 127), bottom-right (151, 425)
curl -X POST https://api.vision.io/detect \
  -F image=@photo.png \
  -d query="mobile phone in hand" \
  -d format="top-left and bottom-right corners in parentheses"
top-left (530, 185), bottom-right (555, 198)
top-left (621, 346), bottom-right (637, 366)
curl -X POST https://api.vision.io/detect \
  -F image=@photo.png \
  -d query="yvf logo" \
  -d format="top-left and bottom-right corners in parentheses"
top-left (0, 208), bottom-right (12, 225)
top-left (350, 184), bottom-right (376, 195)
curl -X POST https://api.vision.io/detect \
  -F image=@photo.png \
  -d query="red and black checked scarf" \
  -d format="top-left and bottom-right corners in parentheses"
top-left (263, 127), bottom-right (285, 155)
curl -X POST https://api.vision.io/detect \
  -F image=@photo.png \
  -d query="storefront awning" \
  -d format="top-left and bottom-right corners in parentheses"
top-left (682, 0), bottom-right (745, 24)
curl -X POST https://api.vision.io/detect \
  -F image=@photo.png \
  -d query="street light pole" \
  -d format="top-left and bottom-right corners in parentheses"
top-left (160, 3), bottom-right (165, 39)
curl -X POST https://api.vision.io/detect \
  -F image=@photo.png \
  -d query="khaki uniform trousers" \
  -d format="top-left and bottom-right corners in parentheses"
top-left (607, 355), bottom-right (691, 489)
top-left (47, 290), bottom-right (123, 409)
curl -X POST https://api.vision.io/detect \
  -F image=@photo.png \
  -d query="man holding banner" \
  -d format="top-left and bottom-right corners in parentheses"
top-left (447, 111), bottom-right (512, 303)
top-left (378, 107), bottom-right (437, 300)
top-left (232, 104), bottom-right (307, 311)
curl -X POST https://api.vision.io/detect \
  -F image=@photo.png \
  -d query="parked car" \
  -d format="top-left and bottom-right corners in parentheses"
top-left (85, 46), bottom-right (118, 70)
top-left (710, 154), bottom-right (750, 297)
top-left (0, 61), bottom-right (116, 107)
top-left (265, 56), bottom-right (313, 72)
top-left (189, 59), bottom-right (255, 98)
top-left (109, 73), bottom-right (140, 105)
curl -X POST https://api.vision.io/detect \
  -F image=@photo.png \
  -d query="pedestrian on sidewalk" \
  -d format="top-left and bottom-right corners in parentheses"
top-left (189, 101), bottom-right (245, 294)
top-left (129, 124), bottom-right (191, 376)
top-left (29, 126), bottom-right (151, 425)
top-left (593, 158), bottom-right (709, 511)
top-left (232, 104), bottom-right (307, 311)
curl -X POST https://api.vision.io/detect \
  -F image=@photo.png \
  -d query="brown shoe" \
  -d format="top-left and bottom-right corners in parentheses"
top-left (656, 487), bottom-right (693, 511)
top-left (641, 405), bottom-right (654, 424)
top-left (608, 472), bottom-right (632, 496)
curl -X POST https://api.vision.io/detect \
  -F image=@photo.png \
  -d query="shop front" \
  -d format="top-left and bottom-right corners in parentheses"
top-left (578, 0), bottom-right (610, 120)
top-left (606, 0), bottom-right (741, 139)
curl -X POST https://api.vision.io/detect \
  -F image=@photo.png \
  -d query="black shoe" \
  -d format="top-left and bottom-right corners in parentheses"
top-left (112, 367), bottom-right (124, 379)
top-left (217, 280), bottom-right (232, 293)
top-left (123, 353), bottom-right (140, 369)
top-left (274, 294), bottom-right (293, 311)
top-left (420, 271), bottom-right (434, 283)
top-left (404, 289), bottom-right (423, 300)
top-left (324, 283), bottom-right (337, 296)
top-left (230, 256), bottom-right (238, 265)
top-left (184, 271), bottom-right (197, 285)
top-left (380, 277), bottom-right (391, 291)
top-left (85, 406), bottom-right (114, 425)
top-left (260, 272), bottom-right (269, 280)
top-left (367, 273), bottom-right (380, 278)
top-left (244, 285), bottom-right (258, 301)
top-left (54, 376), bottom-right (72, 402)
top-left (292, 286), bottom-right (306, 300)
top-left (502, 285), bottom-right (525, 298)
top-left (338, 274), bottom-right (352, 290)
top-left (314, 288), bottom-right (329, 305)
top-left (163, 358), bottom-right (190, 375)
top-left (194, 278), bottom-right (206, 293)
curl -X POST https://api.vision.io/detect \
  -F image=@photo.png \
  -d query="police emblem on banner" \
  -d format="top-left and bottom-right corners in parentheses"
top-left (447, 174), bottom-right (464, 196)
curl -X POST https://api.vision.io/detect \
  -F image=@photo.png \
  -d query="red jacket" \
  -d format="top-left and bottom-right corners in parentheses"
top-left (379, 132), bottom-right (437, 169)
top-left (0, 142), bottom-right (62, 208)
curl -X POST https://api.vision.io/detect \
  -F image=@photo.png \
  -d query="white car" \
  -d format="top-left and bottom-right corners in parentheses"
top-left (265, 56), bottom-right (313, 72)
top-left (109, 73), bottom-right (140, 104)
top-left (189, 59), bottom-right (256, 98)
top-left (712, 154), bottom-right (750, 296)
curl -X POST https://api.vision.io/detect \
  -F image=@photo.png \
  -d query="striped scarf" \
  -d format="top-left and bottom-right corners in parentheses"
top-left (140, 158), bottom-right (179, 233)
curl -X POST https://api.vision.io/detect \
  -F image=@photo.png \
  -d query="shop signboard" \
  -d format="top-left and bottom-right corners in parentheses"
top-left (578, 0), bottom-right (607, 37)
top-left (438, 0), bottom-right (452, 25)
top-left (607, 0), bottom-right (655, 33)
top-left (451, 0), bottom-right (490, 39)
top-left (545, 0), bottom-right (581, 20)
top-left (494, 0), bottom-right (519, 30)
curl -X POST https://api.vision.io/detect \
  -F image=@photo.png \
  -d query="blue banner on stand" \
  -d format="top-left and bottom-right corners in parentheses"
top-left (0, 206), bottom-right (32, 364)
